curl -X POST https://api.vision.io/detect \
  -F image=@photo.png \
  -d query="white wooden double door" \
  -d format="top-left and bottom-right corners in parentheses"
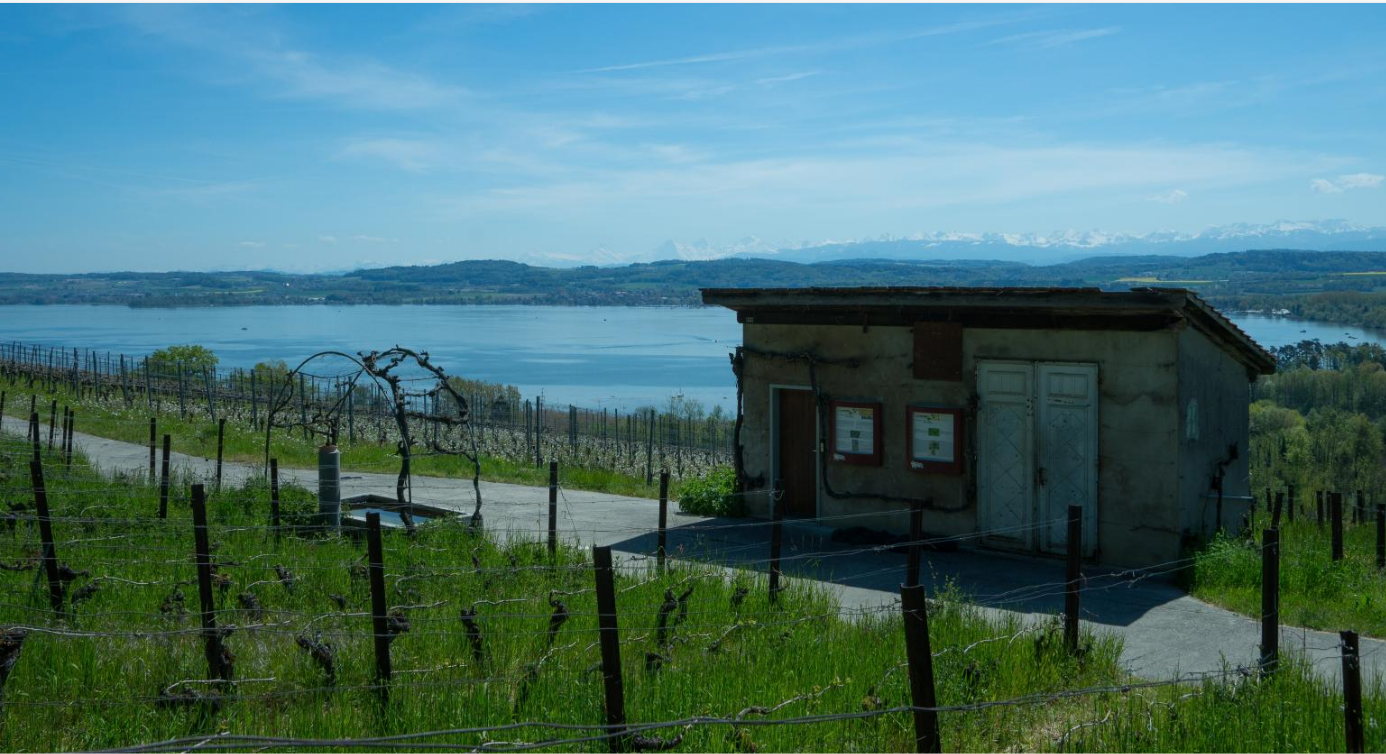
top-left (977, 361), bottom-right (1098, 555)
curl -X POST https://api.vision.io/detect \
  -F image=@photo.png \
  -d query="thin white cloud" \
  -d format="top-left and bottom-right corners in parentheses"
top-left (1338, 173), bottom-right (1384, 189)
top-left (438, 141), bottom-right (1317, 221)
top-left (1311, 173), bottom-right (1383, 193)
top-left (353, 235), bottom-right (397, 243)
top-left (246, 49), bottom-right (464, 111)
top-left (1147, 189), bottom-right (1188, 204)
top-left (337, 137), bottom-right (442, 172)
top-left (577, 17), bottom-right (1027, 73)
top-left (669, 85), bottom-right (736, 101)
top-left (119, 6), bottom-right (464, 111)
top-left (755, 71), bottom-right (821, 87)
top-left (318, 235), bottom-right (338, 244)
top-left (237, 240), bottom-right (266, 248)
top-left (990, 27), bottom-right (1120, 50)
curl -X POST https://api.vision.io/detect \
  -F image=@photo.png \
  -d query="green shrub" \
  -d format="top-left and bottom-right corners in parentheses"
top-left (676, 466), bottom-right (743, 517)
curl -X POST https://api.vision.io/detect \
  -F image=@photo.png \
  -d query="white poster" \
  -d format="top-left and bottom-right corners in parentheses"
top-left (834, 405), bottom-right (875, 456)
top-left (911, 410), bottom-right (955, 465)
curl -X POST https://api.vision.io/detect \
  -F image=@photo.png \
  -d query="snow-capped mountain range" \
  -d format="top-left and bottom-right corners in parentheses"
top-left (518, 220), bottom-right (1386, 268)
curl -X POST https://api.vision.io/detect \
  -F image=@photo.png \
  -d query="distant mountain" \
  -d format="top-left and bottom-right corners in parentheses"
top-left (638, 220), bottom-right (1386, 266)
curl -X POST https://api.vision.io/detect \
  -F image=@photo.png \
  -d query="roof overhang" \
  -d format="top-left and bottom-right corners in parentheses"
top-left (701, 286), bottom-right (1276, 377)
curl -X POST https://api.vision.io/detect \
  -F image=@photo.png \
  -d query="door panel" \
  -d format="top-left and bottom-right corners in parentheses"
top-left (776, 388), bottom-right (818, 517)
top-left (977, 362), bottom-right (1034, 548)
top-left (1037, 364), bottom-right (1098, 555)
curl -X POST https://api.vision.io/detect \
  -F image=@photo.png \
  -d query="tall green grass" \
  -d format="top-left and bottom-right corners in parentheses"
top-left (1189, 519), bottom-right (1386, 636)
top-left (0, 382), bottom-right (682, 499)
top-left (2, 434), bottom-right (1384, 750)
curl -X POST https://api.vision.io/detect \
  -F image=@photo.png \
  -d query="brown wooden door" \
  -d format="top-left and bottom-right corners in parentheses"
top-left (777, 389), bottom-right (818, 517)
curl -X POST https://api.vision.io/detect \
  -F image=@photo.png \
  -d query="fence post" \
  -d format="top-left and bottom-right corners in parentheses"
top-left (1260, 528), bottom-right (1279, 675)
top-left (1377, 504), bottom-right (1384, 571)
top-left (1272, 492), bottom-right (1283, 530)
top-left (906, 497), bottom-right (924, 588)
top-left (158, 434), bottom-right (171, 519)
top-left (29, 411), bottom-right (39, 461)
top-left (899, 583), bottom-right (942, 753)
top-left (769, 479), bottom-right (784, 605)
top-left (1065, 505), bottom-right (1082, 654)
top-left (645, 410), bottom-right (654, 486)
top-left (657, 470), bottom-right (669, 573)
top-left (1342, 630), bottom-right (1364, 754)
top-left (592, 545), bottom-right (628, 752)
top-left (1287, 485), bottom-right (1295, 524)
top-left (548, 460), bottom-right (558, 559)
top-left (1317, 491), bottom-right (1325, 528)
top-left (28, 459), bottom-right (64, 613)
top-left (365, 512), bottom-right (392, 705)
top-left (190, 484), bottom-right (231, 681)
top-left (47, 400), bottom-right (56, 450)
top-left (214, 418), bottom-right (226, 492)
top-left (143, 356), bottom-right (153, 411)
top-left (270, 458), bottom-right (281, 541)
top-left (1332, 492), bottom-right (1345, 561)
top-left (64, 409), bottom-right (74, 470)
top-left (148, 418), bottom-right (156, 480)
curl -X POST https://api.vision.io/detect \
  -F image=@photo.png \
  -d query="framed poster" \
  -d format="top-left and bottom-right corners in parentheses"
top-left (906, 406), bottom-right (963, 474)
top-left (830, 401), bottom-right (883, 466)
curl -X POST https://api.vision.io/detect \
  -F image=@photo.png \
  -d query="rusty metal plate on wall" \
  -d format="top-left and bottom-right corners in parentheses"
top-left (912, 322), bottom-right (962, 381)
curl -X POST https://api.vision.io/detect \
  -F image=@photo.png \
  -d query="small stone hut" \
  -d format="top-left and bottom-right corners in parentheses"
top-left (701, 286), bottom-right (1276, 568)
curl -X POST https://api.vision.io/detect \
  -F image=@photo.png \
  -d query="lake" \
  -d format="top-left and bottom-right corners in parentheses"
top-left (1, 305), bottom-right (1379, 411)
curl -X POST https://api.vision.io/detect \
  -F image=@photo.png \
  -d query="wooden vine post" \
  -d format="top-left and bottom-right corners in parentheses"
top-left (906, 497), bottom-right (924, 588)
top-left (366, 512), bottom-right (392, 705)
top-left (900, 583), bottom-right (942, 753)
top-left (215, 417), bottom-right (226, 492)
top-left (28, 459), bottom-right (65, 613)
top-left (769, 479), bottom-right (784, 605)
top-left (657, 470), bottom-right (669, 573)
top-left (270, 458), bottom-right (281, 542)
top-left (158, 434), bottom-right (171, 519)
top-left (148, 418), bottom-right (156, 480)
top-left (1377, 504), bottom-right (1385, 571)
top-left (548, 461), bottom-right (559, 559)
top-left (1064, 505), bottom-right (1082, 655)
top-left (1260, 527), bottom-right (1279, 675)
top-left (1342, 630), bottom-right (1364, 753)
top-left (592, 545), bottom-right (628, 752)
top-left (190, 484), bottom-right (231, 681)
top-left (1332, 492), bottom-right (1345, 561)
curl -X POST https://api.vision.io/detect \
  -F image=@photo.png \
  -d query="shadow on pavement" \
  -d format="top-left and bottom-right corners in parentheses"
top-left (606, 513), bottom-right (1191, 628)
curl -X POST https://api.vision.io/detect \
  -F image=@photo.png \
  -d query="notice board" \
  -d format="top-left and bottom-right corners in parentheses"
top-left (830, 401), bottom-right (883, 466)
top-left (906, 405), bottom-right (963, 474)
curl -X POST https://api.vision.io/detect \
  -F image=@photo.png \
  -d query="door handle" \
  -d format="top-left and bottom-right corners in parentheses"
top-left (1037, 467), bottom-right (1047, 486)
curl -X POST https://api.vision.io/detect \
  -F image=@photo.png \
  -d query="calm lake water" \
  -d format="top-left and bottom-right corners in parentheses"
top-left (0, 305), bottom-right (1379, 411)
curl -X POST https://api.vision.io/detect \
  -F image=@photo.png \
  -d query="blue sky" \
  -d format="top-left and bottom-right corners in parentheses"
top-left (2, 3), bottom-right (1385, 273)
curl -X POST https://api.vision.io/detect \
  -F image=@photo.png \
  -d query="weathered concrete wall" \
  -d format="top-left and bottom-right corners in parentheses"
top-left (1177, 327), bottom-right (1254, 539)
top-left (739, 323), bottom-right (1183, 568)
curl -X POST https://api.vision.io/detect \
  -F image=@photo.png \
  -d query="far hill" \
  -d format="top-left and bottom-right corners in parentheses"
top-left (4, 249), bottom-right (1386, 308)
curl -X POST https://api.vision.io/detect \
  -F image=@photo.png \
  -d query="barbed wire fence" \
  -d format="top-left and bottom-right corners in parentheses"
top-left (0, 340), bottom-right (734, 485)
top-left (0, 423), bottom-right (1380, 753)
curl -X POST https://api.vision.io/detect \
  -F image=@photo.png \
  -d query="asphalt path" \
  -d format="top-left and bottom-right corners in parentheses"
top-left (3, 412), bottom-right (1379, 684)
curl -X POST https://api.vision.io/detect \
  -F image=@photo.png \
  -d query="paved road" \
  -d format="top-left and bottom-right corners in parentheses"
top-left (3, 413), bottom-right (1379, 684)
